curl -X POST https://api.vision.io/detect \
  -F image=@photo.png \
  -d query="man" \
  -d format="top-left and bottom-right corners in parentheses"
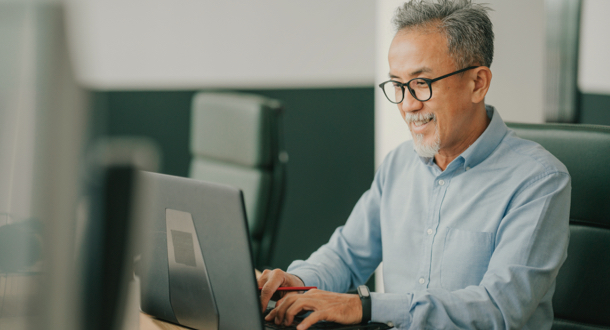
top-left (259, 1), bottom-right (571, 329)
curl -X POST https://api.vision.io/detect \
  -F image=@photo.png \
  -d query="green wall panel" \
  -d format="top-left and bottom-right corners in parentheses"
top-left (579, 92), bottom-right (610, 125)
top-left (91, 88), bottom-right (375, 274)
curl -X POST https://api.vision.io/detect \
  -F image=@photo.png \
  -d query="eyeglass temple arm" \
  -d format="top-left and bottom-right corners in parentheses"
top-left (430, 66), bottom-right (480, 83)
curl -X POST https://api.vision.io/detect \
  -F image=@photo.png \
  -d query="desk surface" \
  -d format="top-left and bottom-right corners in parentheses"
top-left (140, 313), bottom-right (189, 330)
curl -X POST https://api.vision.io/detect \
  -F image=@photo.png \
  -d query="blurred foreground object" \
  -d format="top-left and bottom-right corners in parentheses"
top-left (0, 2), bottom-right (161, 329)
top-left (77, 138), bottom-right (160, 330)
top-left (0, 2), bottom-right (88, 329)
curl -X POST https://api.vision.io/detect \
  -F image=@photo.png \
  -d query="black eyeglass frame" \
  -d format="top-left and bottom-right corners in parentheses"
top-left (379, 66), bottom-right (480, 104)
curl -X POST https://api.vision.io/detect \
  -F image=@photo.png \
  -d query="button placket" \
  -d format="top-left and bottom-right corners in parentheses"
top-left (417, 174), bottom-right (450, 289)
top-left (422, 170), bottom-right (456, 289)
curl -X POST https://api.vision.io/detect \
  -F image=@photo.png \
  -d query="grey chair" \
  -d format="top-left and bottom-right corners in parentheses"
top-left (189, 92), bottom-right (287, 268)
top-left (507, 122), bottom-right (610, 330)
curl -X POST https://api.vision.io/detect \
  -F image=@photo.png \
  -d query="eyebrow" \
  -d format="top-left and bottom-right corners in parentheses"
top-left (388, 66), bottom-right (433, 79)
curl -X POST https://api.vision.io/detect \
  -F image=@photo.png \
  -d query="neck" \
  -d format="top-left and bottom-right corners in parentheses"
top-left (434, 104), bottom-right (490, 171)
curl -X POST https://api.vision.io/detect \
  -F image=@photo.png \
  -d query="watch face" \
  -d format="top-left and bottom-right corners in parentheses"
top-left (358, 285), bottom-right (370, 297)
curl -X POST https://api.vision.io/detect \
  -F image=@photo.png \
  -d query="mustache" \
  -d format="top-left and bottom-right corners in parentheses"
top-left (404, 112), bottom-right (436, 124)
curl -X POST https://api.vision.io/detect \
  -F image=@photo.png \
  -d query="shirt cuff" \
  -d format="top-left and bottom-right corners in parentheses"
top-left (371, 292), bottom-right (412, 329)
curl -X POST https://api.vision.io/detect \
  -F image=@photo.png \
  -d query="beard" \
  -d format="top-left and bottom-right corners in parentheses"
top-left (404, 112), bottom-right (441, 158)
top-left (413, 128), bottom-right (440, 158)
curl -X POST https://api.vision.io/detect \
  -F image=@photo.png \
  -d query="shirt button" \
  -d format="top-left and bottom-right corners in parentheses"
top-left (438, 179), bottom-right (445, 186)
top-left (427, 229), bottom-right (433, 235)
top-left (387, 322), bottom-right (394, 328)
top-left (419, 278), bottom-right (425, 284)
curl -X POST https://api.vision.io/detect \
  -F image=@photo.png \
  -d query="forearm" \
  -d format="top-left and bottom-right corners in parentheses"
top-left (287, 233), bottom-right (380, 293)
top-left (287, 244), bottom-right (355, 293)
top-left (288, 183), bottom-right (384, 292)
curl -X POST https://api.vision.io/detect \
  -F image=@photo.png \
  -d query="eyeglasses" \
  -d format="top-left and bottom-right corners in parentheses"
top-left (379, 66), bottom-right (479, 103)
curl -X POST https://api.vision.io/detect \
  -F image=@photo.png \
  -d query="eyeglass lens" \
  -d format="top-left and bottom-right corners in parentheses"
top-left (382, 79), bottom-right (431, 103)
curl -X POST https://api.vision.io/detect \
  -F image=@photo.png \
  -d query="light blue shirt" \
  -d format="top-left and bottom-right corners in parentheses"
top-left (287, 106), bottom-right (571, 329)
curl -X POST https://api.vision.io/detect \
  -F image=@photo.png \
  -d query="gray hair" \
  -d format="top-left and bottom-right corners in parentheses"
top-left (393, 0), bottom-right (494, 69)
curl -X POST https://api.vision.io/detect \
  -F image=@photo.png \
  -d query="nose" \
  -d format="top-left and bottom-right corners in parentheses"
top-left (398, 89), bottom-right (423, 115)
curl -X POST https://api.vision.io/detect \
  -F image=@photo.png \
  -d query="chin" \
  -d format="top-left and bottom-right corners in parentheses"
top-left (413, 133), bottom-right (441, 158)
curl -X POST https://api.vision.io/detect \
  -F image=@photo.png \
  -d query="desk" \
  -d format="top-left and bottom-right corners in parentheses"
top-left (140, 313), bottom-right (189, 330)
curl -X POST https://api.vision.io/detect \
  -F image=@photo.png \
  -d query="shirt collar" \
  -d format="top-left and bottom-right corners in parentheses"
top-left (458, 105), bottom-right (507, 170)
top-left (416, 105), bottom-right (508, 170)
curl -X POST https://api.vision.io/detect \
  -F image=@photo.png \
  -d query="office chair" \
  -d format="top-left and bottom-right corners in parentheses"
top-left (507, 122), bottom-right (610, 330)
top-left (189, 92), bottom-right (287, 268)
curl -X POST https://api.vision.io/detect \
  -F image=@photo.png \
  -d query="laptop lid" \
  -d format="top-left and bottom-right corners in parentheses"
top-left (137, 171), bottom-right (264, 330)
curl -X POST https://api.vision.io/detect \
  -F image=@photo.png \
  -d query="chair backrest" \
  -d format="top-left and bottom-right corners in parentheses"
top-left (507, 122), bottom-right (610, 330)
top-left (189, 92), bottom-right (286, 267)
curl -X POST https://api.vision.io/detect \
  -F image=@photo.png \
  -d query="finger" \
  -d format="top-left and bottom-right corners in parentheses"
top-left (260, 269), bottom-right (283, 312)
top-left (283, 298), bottom-right (313, 326)
top-left (296, 311), bottom-right (325, 330)
top-left (264, 308), bottom-right (276, 321)
top-left (274, 294), bottom-right (299, 325)
top-left (257, 269), bottom-right (271, 287)
top-left (275, 291), bottom-right (298, 307)
top-left (303, 288), bottom-right (319, 295)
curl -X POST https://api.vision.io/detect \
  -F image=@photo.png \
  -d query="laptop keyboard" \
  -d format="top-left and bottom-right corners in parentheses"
top-left (264, 321), bottom-right (391, 330)
top-left (262, 309), bottom-right (391, 330)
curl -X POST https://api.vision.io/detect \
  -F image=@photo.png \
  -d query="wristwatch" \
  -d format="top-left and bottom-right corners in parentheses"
top-left (357, 285), bottom-right (371, 324)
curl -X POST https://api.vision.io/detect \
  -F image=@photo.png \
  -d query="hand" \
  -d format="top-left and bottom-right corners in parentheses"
top-left (257, 268), bottom-right (305, 312)
top-left (265, 289), bottom-right (362, 330)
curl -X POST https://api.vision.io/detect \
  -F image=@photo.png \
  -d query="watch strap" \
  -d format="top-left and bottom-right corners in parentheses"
top-left (357, 285), bottom-right (371, 323)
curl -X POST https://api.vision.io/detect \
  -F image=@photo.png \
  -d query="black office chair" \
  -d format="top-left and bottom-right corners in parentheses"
top-left (189, 92), bottom-right (287, 268)
top-left (507, 122), bottom-right (610, 330)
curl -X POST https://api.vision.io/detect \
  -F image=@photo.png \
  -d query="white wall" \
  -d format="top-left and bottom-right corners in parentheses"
top-left (375, 0), bottom-right (413, 168)
top-left (485, 0), bottom-right (545, 124)
top-left (64, 0), bottom-right (375, 90)
top-left (578, 0), bottom-right (610, 95)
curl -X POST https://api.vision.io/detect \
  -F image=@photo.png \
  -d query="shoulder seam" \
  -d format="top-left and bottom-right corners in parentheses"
top-left (502, 134), bottom-right (567, 174)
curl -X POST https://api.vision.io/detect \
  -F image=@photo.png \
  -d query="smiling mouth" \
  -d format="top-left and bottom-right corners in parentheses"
top-left (407, 113), bottom-right (435, 127)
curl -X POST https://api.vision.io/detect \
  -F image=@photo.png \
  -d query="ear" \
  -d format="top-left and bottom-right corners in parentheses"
top-left (471, 66), bottom-right (492, 104)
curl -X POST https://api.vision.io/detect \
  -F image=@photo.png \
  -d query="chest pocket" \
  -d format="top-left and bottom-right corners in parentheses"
top-left (440, 227), bottom-right (495, 291)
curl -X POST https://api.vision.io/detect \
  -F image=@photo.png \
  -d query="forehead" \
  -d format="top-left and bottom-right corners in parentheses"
top-left (388, 28), bottom-right (453, 76)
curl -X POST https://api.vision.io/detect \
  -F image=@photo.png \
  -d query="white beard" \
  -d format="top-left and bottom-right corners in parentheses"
top-left (404, 112), bottom-right (441, 158)
top-left (413, 128), bottom-right (440, 158)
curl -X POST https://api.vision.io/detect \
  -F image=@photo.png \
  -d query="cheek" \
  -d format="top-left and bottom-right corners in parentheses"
top-left (398, 106), bottom-right (407, 120)
top-left (434, 114), bottom-right (449, 136)
top-left (436, 111), bottom-right (463, 140)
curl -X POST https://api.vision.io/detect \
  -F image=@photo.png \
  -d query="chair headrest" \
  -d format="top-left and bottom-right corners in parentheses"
top-left (507, 122), bottom-right (610, 229)
top-left (190, 92), bottom-right (282, 167)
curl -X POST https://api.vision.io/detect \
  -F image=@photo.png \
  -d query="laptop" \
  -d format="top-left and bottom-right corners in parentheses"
top-left (137, 171), bottom-right (391, 330)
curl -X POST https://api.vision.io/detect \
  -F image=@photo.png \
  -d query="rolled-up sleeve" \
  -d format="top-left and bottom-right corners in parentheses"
top-left (287, 154), bottom-right (389, 294)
